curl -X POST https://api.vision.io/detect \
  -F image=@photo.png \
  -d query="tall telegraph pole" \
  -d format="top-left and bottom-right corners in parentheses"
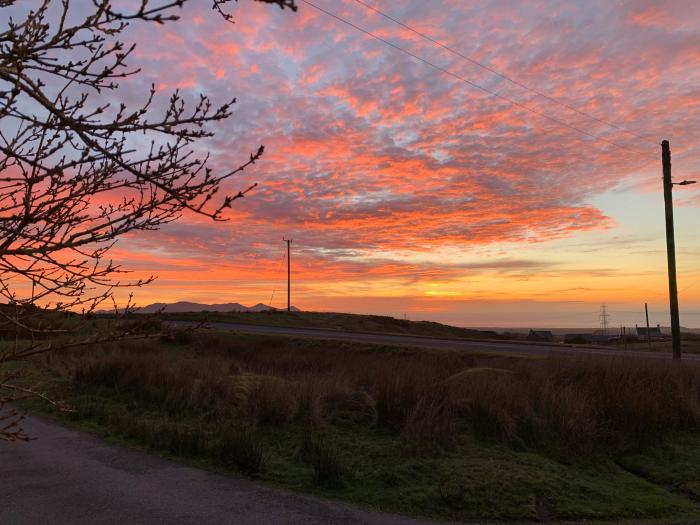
top-left (283, 238), bottom-right (292, 312)
top-left (662, 140), bottom-right (682, 360)
top-left (645, 302), bottom-right (652, 352)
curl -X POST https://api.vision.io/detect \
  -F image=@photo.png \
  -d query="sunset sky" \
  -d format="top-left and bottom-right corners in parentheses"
top-left (111, 0), bottom-right (700, 328)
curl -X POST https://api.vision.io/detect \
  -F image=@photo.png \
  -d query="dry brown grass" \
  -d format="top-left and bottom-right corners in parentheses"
top-left (51, 331), bottom-right (700, 456)
top-left (450, 358), bottom-right (700, 455)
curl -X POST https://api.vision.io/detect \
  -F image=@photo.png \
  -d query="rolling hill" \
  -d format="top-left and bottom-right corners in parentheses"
top-left (134, 301), bottom-right (300, 314)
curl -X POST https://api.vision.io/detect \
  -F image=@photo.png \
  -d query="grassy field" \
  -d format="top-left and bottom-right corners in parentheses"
top-left (149, 310), bottom-right (518, 340)
top-left (615, 333), bottom-right (700, 354)
top-left (9, 322), bottom-right (700, 524)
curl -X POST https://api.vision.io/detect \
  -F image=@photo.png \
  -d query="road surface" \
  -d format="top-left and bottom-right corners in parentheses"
top-left (1, 415), bottom-right (447, 525)
top-left (176, 321), bottom-right (693, 361)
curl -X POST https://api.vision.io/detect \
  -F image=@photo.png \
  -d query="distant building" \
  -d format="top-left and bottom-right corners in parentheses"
top-left (527, 330), bottom-right (553, 342)
top-left (636, 324), bottom-right (667, 341)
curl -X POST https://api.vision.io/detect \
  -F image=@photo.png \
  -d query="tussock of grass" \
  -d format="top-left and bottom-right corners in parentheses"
top-left (323, 389), bottom-right (377, 428)
top-left (297, 431), bottom-right (345, 488)
top-left (214, 425), bottom-right (263, 474)
top-left (312, 442), bottom-right (345, 489)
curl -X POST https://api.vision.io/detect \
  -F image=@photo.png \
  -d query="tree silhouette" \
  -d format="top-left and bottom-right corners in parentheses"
top-left (0, 0), bottom-right (297, 441)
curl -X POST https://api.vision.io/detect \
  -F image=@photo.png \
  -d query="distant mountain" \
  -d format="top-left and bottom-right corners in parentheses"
top-left (133, 301), bottom-right (300, 314)
top-left (247, 303), bottom-right (277, 312)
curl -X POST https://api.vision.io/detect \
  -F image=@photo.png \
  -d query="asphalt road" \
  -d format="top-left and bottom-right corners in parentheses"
top-left (179, 321), bottom-right (693, 361)
top-left (1, 415), bottom-right (446, 525)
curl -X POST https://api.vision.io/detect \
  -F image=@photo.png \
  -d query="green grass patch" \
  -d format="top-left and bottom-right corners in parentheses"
top-left (619, 434), bottom-right (700, 500)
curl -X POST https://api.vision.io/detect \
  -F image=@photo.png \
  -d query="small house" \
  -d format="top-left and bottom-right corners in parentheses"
top-left (636, 324), bottom-right (667, 341)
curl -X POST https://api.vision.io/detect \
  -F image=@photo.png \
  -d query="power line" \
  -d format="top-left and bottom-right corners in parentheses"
top-left (351, 0), bottom-right (657, 146)
top-left (680, 279), bottom-right (699, 294)
top-left (300, 0), bottom-right (656, 160)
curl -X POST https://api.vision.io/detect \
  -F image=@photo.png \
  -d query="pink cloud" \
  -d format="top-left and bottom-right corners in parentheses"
top-left (13, 0), bottom-right (699, 311)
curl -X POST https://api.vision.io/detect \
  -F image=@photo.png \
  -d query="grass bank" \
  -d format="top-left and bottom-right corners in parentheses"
top-left (147, 310), bottom-right (516, 340)
top-left (14, 328), bottom-right (700, 523)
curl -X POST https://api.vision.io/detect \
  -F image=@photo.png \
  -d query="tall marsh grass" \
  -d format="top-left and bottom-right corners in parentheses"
top-left (56, 332), bottom-right (700, 458)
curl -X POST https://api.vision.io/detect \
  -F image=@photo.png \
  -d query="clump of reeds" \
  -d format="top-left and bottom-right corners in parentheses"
top-left (298, 431), bottom-right (345, 488)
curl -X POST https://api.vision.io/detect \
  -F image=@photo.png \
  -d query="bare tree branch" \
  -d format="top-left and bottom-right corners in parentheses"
top-left (0, 0), bottom-right (296, 440)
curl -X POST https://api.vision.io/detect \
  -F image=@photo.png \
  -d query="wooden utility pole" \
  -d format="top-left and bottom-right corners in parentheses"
top-left (645, 302), bottom-right (652, 352)
top-left (662, 140), bottom-right (682, 360)
top-left (283, 238), bottom-right (292, 312)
